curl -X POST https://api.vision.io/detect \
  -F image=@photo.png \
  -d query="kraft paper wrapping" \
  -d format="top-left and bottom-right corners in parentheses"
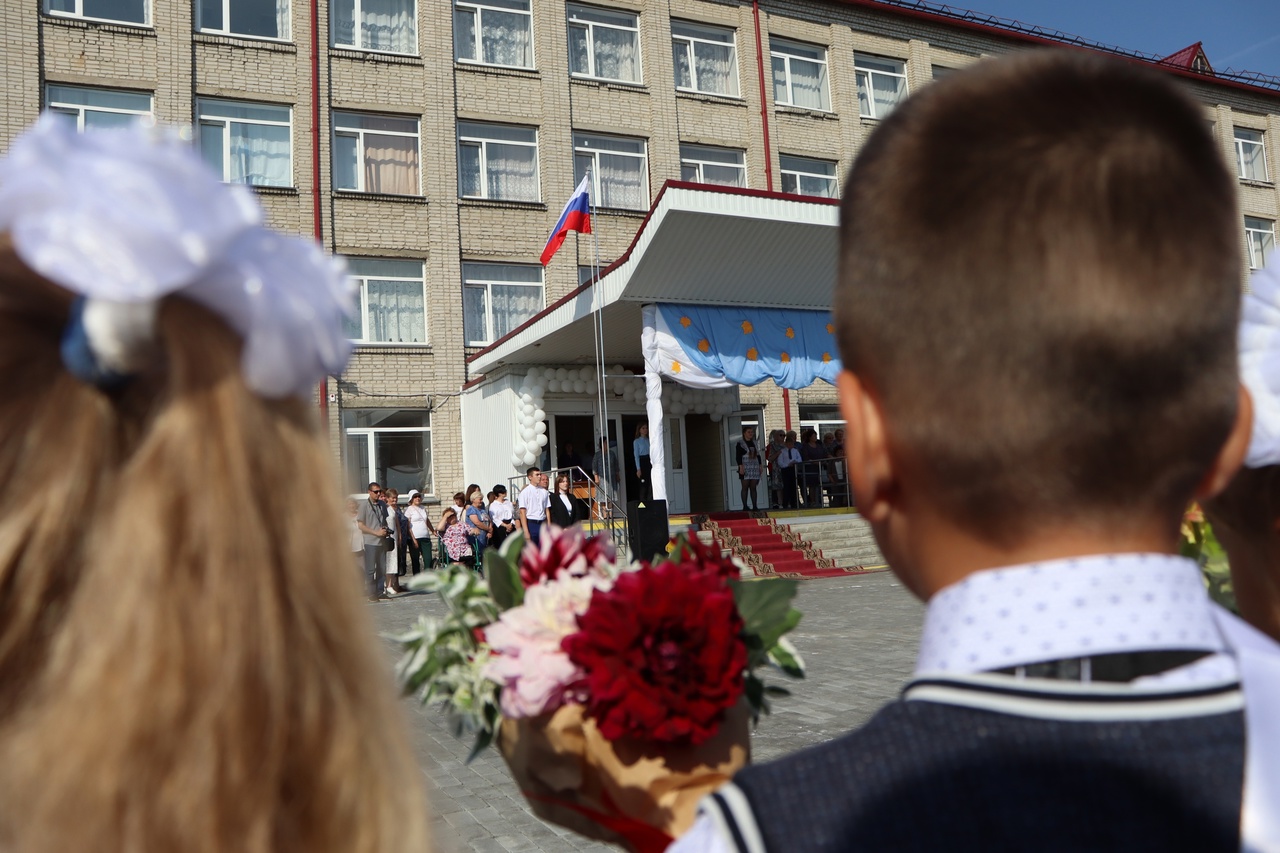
top-left (497, 702), bottom-right (750, 851)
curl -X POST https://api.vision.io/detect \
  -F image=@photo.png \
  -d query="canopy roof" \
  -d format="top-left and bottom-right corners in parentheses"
top-left (467, 181), bottom-right (839, 376)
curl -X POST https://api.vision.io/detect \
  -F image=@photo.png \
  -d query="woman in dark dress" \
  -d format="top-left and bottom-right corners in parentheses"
top-left (549, 473), bottom-right (579, 527)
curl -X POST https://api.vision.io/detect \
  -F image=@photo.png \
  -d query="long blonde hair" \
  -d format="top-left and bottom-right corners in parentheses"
top-left (0, 239), bottom-right (429, 852)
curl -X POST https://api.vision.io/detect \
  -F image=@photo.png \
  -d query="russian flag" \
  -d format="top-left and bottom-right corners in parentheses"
top-left (540, 174), bottom-right (592, 265)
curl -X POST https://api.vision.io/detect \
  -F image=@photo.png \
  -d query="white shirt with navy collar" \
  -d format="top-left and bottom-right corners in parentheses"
top-left (671, 552), bottom-right (1280, 853)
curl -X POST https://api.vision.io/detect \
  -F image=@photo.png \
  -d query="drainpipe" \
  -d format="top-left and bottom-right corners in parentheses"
top-left (751, 0), bottom-right (791, 431)
top-left (309, 0), bottom-right (329, 426)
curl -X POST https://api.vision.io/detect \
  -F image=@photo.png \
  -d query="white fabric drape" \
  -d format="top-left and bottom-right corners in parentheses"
top-left (598, 152), bottom-right (643, 209)
top-left (231, 124), bottom-right (290, 187)
top-left (595, 26), bottom-right (638, 81)
top-left (641, 307), bottom-right (668, 503)
top-left (487, 143), bottom-right (537, 201)
top-left (491, 284), bottom-right (541, 340)
top-left (363, 0), bottom-right (415, 53)
top-left (483, 10), bottom-right (531, 67)
top-left (695, 42), bottom-right (735, 95)
top-left (791, 58), bottom-right (827, 109)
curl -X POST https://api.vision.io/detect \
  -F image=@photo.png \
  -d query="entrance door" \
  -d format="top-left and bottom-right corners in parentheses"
top-left (725, 409), bottom-right (765, 512)
top-left (664, 415), bottom-right (689, 513)
top-left (552, 415), bottom-right (594, 480)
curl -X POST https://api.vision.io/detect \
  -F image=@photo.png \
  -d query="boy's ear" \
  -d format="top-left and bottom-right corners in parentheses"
top-left (837, 370), bottom-right (895, 523)
top-left (1194, 383), bottom-right (1254, 502)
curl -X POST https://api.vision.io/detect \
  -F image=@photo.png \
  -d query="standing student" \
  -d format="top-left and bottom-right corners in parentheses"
top-left (674, 51), bottom-right (1280, 853)
top-left (489, 484), bottom-right (515, 550)
top-left (735, 427), bottom-right (759, 512)
top-left (549, 473), bottom-right (579, 527)
top-left (403, 489), bottom-right (431, 574)
top-left (517, 467), bottom-right (550, 546)
top-left (633, 422), bottom-right (651, 502)
top-left (775, 433), bottom-right (801, 510)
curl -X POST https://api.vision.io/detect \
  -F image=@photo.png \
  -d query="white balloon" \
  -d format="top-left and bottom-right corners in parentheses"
top-left (523, 450), bottom-right (537, 465)
top-left (569, 380), bottom-right (582, 393)
top-left (521, 404), bottom-right (534, 417)
top-left (612, 364), bottom-right (625, 375)
top-left (526, 366), bottom-right (541, 379)
top-left (526, 440), bottom-right (540, 454)
top-left (535, 433), bottom-right (548, 447)
top-left (533, 408), bottom-right (546, 421)
top-left (566, 369), bottom-right (580, 381)
top-left (581, 366), bottom-right (595, 382)
top-left (531, 382), bottom-right (546, 396)
top-left (710, 412), bottom-right (723, 422)
top-left (534, 421), bottom-right (547, 435)
top-left (520, 393), bottom-right (533, 405)
top-left (671, 402), bottom-right (687, 416)
top-left (555, 368), bottom-right (568, 380)
top-left (547, 379), bottom-right (561, 392)
top-left (511, 454), bottom-right (524, 468)
top-left (520, 427), bottom-right (533, 442)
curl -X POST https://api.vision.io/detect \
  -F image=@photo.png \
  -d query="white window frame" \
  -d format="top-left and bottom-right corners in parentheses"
top-left (344, 410), bottom-right (434, 497)
top-left (1246, 216), bottom-right (1276, 270)
top-left (779, 154), bottom-right (838, 198)
top-left (574, 132), bottom-right (649, 210)
top-left (454, 0), bottom-right (534, 69)
top-left (1235, 127), bottom-right (1270, 182)
top-left (679, 143), bottom-right (746, 187)
top-left (770, 37), bottom-right (829, 111)
top-left (457, 122), bottom-right (540, 202)
top-left (45, 0), bottom-right (149, 26)
top-left (331, 0), bottom-right (418, 55)
top-left (332, 111), bottom-right (421, 195)
top-left (197, 98), bottom-right (294, 188)
top-left (46, 84), bottom-right (153, 131)
top-left (462, 263), bottom-right (544, 347)
top-left (568, 4), bottom-right (641, 84)
top-left (855, 53), bottom-right (907, 119)
top-left (672, 21), bottom-right (739, 97)
top-left (197, 0), bottom-right (291, 40)
top-left (344, 258), bottom-right (428, 344)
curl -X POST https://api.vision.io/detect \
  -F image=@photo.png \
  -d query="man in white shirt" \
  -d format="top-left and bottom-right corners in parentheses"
top-left (516, 467), bottom-right (550, 546)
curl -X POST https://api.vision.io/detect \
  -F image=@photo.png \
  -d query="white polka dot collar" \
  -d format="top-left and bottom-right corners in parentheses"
top-left (914, 553), bottom-right (1227, 677)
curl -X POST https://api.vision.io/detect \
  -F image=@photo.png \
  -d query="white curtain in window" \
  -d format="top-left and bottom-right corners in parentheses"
top-left (230, 123), bottom-right (290, 186)
top-left (482, 10), bottom-right (531, 67)
top-left (364, 134), bottom-right (418, 195)
top-left (790, 59), bottom-right (827, 110)
top-left (1242, 143), bottom-right (1266, 181)
top-left (491, 284), bottom-right (541, 339)
top-left (276, 0), bottom-right (290, 39)
top-left (598, 152), bottom-right (643, 209)
top-left (595, 27), bottom-right (638, 81)
top-left (694, 43), bottom-right (734, 94)
top-left (364, 0), bottom-right (415, 53)
top-left (487, 143), bottom-right (537, 201)
top-left (333, 0), bottom-right (355, 45)
top-left (871, 73), bottom-right (904, 116)
top-left (673, 43), bottom-right (693, 89)
top-left (368, 280), bottom-right (425, 343)
top-left (463, 285), bottom-right (488, 343)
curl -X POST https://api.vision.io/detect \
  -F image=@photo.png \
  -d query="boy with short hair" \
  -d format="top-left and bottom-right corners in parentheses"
top-left (517, 466), bottom-right (550, 545)
top-left (676, 50), bottom-right (1278, 852)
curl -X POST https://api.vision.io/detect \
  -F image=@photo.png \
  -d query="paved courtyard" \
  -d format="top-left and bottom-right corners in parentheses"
top-left (374, 570), bottom-right (924, 853)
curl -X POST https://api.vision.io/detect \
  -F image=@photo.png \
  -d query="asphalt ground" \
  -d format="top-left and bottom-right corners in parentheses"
top-left (374, 570), bottom-right (925, 853)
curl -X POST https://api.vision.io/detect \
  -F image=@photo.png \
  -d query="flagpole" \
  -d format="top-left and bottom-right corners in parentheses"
top-left (587, 170), bottom-right (612, 516)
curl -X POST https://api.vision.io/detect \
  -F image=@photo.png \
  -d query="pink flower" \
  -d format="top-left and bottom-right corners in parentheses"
top-left (519, 524), bottom-right (617, 586)
top-left (483, 570), bottom-right (613, 718)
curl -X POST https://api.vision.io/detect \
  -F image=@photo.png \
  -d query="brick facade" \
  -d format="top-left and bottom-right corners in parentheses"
top-left (6, 0), bottom-right (1280, 501)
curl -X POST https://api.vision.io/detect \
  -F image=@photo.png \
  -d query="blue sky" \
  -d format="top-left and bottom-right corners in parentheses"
top-left (955, 1), bottom-right (1280, 78)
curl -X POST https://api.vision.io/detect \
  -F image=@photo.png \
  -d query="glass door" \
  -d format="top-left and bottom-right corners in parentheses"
top-left (724, 409), bottom-right (765, 512)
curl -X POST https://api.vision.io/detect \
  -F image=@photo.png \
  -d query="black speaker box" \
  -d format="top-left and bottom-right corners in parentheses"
top-left (627, 499), bottom-right (669, 563)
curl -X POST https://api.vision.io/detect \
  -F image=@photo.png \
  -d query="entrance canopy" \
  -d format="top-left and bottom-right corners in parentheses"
top-left (467, 181), bottom-right (839, 376)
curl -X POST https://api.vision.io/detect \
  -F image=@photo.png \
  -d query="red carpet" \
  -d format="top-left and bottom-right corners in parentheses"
top-left (705, 514), bottom-right (879, 580)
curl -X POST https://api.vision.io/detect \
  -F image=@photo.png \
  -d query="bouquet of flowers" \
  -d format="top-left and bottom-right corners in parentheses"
top-left (396, 525), bottom-right (804, 851)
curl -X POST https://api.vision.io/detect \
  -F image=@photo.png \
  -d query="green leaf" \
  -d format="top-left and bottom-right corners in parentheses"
top-left (757, 607), bottom-right (803, 654)
top-left (486, 545), bottom-right (524, 611)
top-left (732, 577), bottom-right (799, 643)
top-left (768, 636), bottom-right (806, 678)
top-left (466, 726), bottom-right (494, 763)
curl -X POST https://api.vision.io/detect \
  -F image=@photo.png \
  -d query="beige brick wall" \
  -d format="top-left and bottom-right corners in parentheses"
top-left (6, 0), bottom-right (1280, 497)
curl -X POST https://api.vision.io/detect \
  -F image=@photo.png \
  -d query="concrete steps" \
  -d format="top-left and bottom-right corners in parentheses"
top-left (779, 514), bottom-right (886, 569)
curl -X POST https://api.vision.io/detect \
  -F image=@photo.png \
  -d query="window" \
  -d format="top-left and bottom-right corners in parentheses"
top-left (198, 0), bottom-right (289, 39)
top-left (680, 143), bottom-right (745, 187)
top-left (46, 0), bottom-right (146, 25)
top-left (855, 53), bottom-right (907, 119)
top-left (1247, 217), bottom-right (1275, 270)
top-left (672, 21), bottom-right (738, 97)
top-left (343, 409), bottom-right (433, 496)
top-left (333, 112), bottom-right (420, 195)
top-left (780, 154), bottom-right (837, 198)
top-left (343, 258), bottom-right (427, 344)
top-left (457, 122), bottom-right (539, 202)
top-left (47, 85), bottom-right (152, 131)
top-left (198, 99), bottom-right (292, 187)
top-left (568, 4), bottom-right (640, 83)
top-left (1236, 128), bottom-right (1269, 182)
top-left (454, 0), bottom-right (532, 68)
top-left (574, 132), bottom-right (648, 210)
top-left (462, 263), bottom-right (543, 346)
top-left (771, 38), bottom-right (828, 111)
top-left (332, 0), bottom-right (416, 54)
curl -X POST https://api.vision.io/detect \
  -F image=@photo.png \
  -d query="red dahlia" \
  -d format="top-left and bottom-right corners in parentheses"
top-left (519, 524), bottom-right (616, 586)
top-left (666, 535), bottom-right (740, 584)
top-left (562, 560), bottom-right (747, 745)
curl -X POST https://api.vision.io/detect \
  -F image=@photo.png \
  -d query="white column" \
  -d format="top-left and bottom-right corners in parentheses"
top-left (640, 305), bottom-right (668, 502)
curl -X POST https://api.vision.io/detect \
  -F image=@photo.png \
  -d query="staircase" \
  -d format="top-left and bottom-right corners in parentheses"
top-left (702, 512), bottom-right (846, 579)
top-left (777, 515), bottom-right (887, 571)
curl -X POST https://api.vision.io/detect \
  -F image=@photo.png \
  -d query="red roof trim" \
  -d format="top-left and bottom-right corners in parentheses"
top-left (464, 181), bottom-right (838, 365)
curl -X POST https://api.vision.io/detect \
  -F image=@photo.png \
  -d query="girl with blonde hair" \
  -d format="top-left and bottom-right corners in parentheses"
top-left (0, 119), bottom-right (430, 852)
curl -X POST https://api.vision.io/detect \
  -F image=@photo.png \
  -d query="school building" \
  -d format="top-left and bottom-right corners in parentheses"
top-left (3, 0), bottom-right (1279, 516)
